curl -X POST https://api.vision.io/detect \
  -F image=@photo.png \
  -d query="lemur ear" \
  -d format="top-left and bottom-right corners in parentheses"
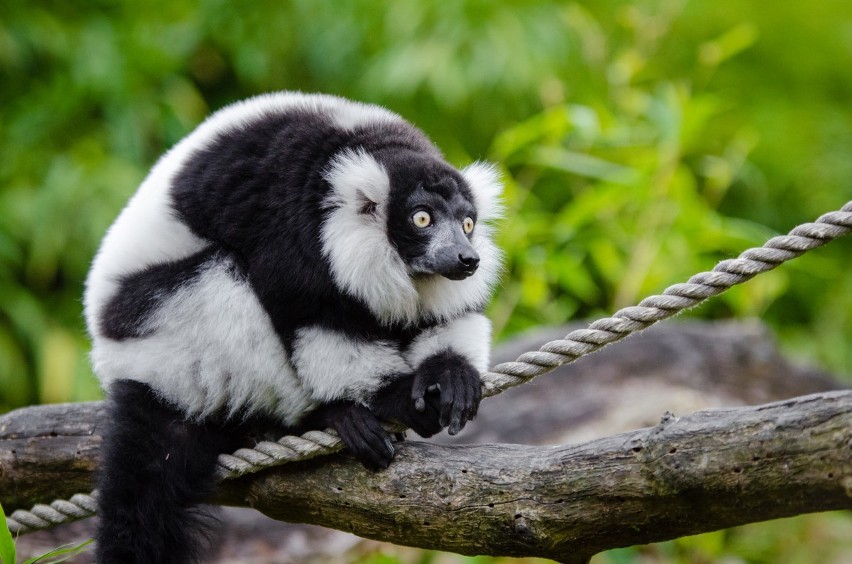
top-left (357, 190), bottom-right (378, 216)
top-left (323, 149), bottom-right (390, 217)
top-left (461, 162), bottom-right (504, 222)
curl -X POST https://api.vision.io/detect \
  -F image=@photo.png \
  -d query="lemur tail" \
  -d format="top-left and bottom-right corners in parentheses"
top-left (95, 380), bottom-right (230, 564)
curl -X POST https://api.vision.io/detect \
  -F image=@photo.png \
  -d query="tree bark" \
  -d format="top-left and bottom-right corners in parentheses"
top-left (2, 391), bottom-right (851, 562)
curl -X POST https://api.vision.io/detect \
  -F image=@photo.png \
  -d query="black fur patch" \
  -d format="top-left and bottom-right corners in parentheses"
top-left (99, 248), bottom-right (221, 340)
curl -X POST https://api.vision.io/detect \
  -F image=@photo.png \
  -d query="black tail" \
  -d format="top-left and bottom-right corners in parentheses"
top-left (96, 380), bottom-right (233, 563)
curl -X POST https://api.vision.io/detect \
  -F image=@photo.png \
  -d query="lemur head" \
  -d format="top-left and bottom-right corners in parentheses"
top-left (380, 148), bottom-right (480, 281)
top-left (321, 144), bottom-right (503, 324)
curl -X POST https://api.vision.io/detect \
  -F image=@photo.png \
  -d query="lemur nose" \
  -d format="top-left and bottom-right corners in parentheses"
top-left (458, 252), bottom-right (480, 269)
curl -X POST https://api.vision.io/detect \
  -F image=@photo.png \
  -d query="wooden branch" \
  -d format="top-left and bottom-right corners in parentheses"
top-left (2, 391), bottom-right (851, 562)
top-left (0, 402), bottom-right (104, 513)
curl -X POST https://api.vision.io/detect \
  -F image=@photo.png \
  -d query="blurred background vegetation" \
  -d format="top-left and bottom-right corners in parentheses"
top-left (1, 0), bottom-right (850, 561)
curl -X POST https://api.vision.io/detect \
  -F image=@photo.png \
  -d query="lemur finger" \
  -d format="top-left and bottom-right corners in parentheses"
top-left (414, 401), bottom-right (443, 437)
top-left (411, 374), bottom-right (431, 412)
top-left (424, 387), bottom-right (442, 412)
top-left (448, 418), bottom-right (461, 436)
top-left (353, 438), bottom-right (392, 470)
top-left (451, 374), bottom-right (477, 433)
top-left (469, 375), bottom-right (483, 419)
top-left (362, 411), bottom-right (395, 457)
top-left (462, 372), bottom-right (481, 423)
top-left (335, 424), bottom-right (381, 469)
top-left (438, 382), bottom-right (456, 428)
top-left (448, 377), bottom-right (468, 436)
top-left (356, 421), bottom-right (395, 469)
top-left (383, 436), bottom-right (395, 458)
top-left (400, 396), bottom-right (438, 436)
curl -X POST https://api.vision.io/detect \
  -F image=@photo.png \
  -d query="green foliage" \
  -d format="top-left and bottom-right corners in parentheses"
top-left (0, 503), bottom-right (14, 564)
top-left (0, 1), bottom-right (849, 557)
top-left (19, 541), bottom-right (93, 564)
top-left (490, 87), bottom-right (777, 335)
top-left (1, 0), bottom-right (849, 411)
top-left (487, 2), bottom-right (852, 369)
top-left (591, 512), bottom-right (852, 563)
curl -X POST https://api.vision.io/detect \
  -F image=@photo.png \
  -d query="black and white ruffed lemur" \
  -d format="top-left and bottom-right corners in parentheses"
top-left (84, 92), bottom-right (503, 563)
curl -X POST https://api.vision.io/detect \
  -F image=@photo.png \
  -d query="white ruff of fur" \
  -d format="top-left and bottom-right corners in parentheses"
top-left (321, 149), bottom-right (422, 325)
top-left (292, 327), bottom-right (412, 404)
top-left (406, 312), bottom-right (492, 373)
top-left (322, 156), bottom-right (504, 326)
top-left (89, 258), bottom-right (315, 424)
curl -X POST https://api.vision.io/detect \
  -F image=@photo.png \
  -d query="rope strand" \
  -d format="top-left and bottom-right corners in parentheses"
top-left (7, 200), bottom-right (850, 535)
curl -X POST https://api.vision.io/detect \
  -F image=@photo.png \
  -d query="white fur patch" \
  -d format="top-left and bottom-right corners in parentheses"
top-left (322, 99), bottom-right (401, 131)
top-left (230, 91), bottom-right (402, 132)
top-left (461, 162), bottom-right (504, 222)
top-left (183, 91), bottom-right (402, 137)
top-left (323, 148), bottom-right (393, 213)
top-left (406, 312), bottom-right (492, 373)
top-left (291, 326), bottom-right (411, 404)
top-left (321, 150), bottom-right (421, 325)
top-left (89, 257), bottom-right (314, 424)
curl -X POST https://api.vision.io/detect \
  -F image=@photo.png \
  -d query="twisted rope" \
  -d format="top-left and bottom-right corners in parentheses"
top-left (7, 201), bottom-right (851, 535)
top-left (482, 201), bottom-right (852, 392)
top-left (6, 494), bottom-right (98, 533)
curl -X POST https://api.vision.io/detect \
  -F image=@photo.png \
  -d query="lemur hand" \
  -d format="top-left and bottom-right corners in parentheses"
top-left (411, 351), bottom-right (482, 436)
top-left (370, 374), bottom-right (443, 438)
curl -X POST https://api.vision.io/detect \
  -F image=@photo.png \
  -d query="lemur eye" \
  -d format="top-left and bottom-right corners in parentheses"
top-left (412, 211), bottom-right (432, 228)
top-left (462, 217), bottom-right (475, 234)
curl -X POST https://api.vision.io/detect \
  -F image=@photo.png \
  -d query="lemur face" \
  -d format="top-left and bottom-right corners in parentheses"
top-left (382, 151), bottom-right (480, 281)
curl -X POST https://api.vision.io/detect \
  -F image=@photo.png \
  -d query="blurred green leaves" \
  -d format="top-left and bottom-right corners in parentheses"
top-left (490, 79), bottom-right (780, 337)
top-left (0, 0), bottom-right (850, 412)
top-left (486, 1), bottom-right (851, 375)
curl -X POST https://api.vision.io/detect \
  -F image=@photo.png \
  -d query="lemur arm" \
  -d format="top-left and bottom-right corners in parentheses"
top-left (291, 313), bottom-right (490, 467)
top-left (404, 312), bottom-right (490, 435)
top-left (289, 325), bottom-right (409, 406)
top-left (289, 325), bottom-right (443, 468)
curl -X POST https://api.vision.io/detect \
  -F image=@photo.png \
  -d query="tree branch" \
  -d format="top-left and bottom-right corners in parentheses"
top-left (2, 391), bottom-right (851, 562)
